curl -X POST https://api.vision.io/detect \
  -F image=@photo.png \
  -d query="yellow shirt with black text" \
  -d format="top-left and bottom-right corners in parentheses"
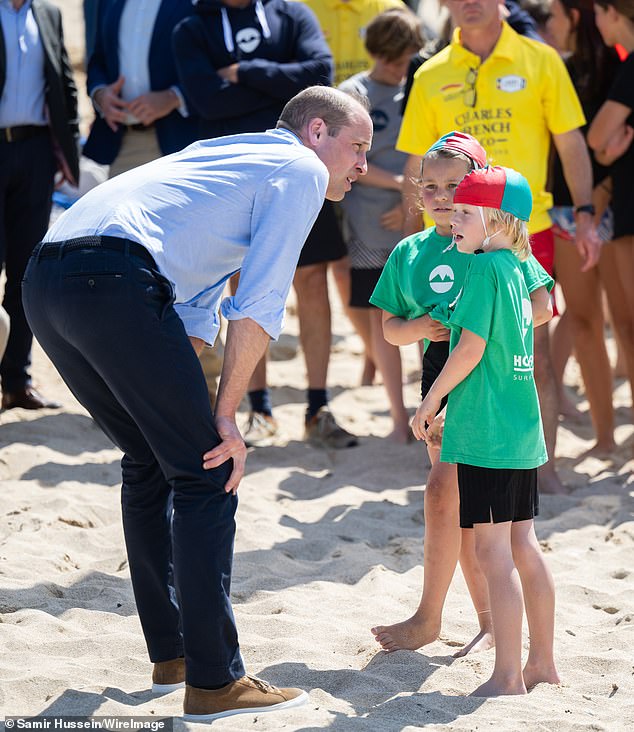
top-left (398, 23), bottom-right (585, 234)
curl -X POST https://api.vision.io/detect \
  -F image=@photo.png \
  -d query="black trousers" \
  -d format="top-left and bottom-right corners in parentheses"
top-left (23, 238), bottom-right (246, 687)
top-left (0, 132), bottom-right (55, 391)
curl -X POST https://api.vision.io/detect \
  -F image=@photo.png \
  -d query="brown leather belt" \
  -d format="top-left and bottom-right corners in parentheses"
top-left (0, 125), bottom-right (48, 143)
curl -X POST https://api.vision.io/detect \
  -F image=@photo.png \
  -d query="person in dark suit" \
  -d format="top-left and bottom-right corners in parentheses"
top-left (0, 0), bottom-right (79, 410)
top-left (83, 0), bottom-right (198, 177)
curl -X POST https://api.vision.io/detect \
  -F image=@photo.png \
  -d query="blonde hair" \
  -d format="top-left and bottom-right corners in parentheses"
top-left (484, 208), bottom-right (531, 261)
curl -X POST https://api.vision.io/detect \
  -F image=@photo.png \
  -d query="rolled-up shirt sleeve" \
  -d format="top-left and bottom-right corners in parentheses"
top-left (175, 299), bottom-right (222, 345)
top-left (221, 154), bottom-right (328, 339)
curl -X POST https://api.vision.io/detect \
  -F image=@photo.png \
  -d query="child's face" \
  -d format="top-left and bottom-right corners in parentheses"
top-left (450, 203), bottom-right (487, 253)
top-left (371, 51), bottom-right (416, 86)
top-left (421, 156), bottom-right (473, 234)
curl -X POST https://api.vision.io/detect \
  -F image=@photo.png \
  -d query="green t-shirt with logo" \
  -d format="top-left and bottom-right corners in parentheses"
top-left (370, 227), bottom-right (553, 352)
top-left (369, 227), bottom-right (470, 351)
top-left (440, 249), bottom-right (548, 469)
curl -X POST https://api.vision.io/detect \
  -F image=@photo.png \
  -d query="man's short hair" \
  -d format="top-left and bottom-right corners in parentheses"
top-left (277, 86), bottom-right (369, 138)
top-left (365, 8), bottom-right (424, 62)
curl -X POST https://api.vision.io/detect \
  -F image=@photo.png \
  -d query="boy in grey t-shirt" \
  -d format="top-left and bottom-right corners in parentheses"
top-left (338, 7), bottom-right (423, 442)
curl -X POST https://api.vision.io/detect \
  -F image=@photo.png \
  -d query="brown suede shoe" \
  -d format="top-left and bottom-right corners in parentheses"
top-left (151, 657), bottom-right (185, 694)
top-left (183, 675), bottom-right (308, 721)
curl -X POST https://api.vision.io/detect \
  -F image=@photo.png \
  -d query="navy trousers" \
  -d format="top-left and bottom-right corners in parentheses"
top-left (22, 238), bottom-right (246, 687)
top-left (0, 132), bottom-right (55, 391)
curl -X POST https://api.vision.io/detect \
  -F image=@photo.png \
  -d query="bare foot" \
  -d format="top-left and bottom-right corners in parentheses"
top-left (387, 423), bottom-right (413, 444)
top-left (584, 440), bottom-right (617, 459)
top-left (558, 393), bottom-right (582, 421)
top-left (360, 357), bottom-right (376, 386)
top-left (523, 662), bottom-right (561, 691)
top-left (371, 615), bottom-right (440, 652)
top-left (538, 469), bottom-right (569, 495)
top-left (470, 675), bottom-right (527, 697)
top-left (453, 628), bottom-right (494, 657)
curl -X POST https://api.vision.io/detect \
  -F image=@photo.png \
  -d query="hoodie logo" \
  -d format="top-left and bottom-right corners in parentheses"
top-left (236, 27), bottom-right (261, 53)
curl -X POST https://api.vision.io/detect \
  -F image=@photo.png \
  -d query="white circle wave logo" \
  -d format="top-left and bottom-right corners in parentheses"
top-left (429, 265), bottom-right (455, 293)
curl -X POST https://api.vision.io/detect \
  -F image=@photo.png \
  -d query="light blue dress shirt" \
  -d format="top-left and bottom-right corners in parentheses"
top-left (45, 128), bottom-right (329, 344)
top-left (0, 0), bottom-right (47, 127)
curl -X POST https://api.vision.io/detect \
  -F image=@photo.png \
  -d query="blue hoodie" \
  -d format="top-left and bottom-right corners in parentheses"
top-left (173, 0), bottom-right (333, 139)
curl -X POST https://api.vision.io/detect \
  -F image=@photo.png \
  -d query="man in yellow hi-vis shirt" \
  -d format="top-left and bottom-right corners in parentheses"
top-left (398, 0), bottom-right (601, 495)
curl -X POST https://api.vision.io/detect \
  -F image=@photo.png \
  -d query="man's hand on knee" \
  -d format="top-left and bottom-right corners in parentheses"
top-left (202, 415), bottom-right (247, 495)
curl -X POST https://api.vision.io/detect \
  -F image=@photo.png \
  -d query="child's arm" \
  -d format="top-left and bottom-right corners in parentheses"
top-left (382, 309), bottom-right (450, 347)
top-left (588, 100), bottom-right (634, 166)
top-left (411, 328), bottom-right (485, 441)
top-left (530, 285), bottom-right (553, 328)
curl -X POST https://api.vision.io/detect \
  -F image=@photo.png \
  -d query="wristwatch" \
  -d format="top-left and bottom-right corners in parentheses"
top-left (574, 204), bottom-right (596, 216)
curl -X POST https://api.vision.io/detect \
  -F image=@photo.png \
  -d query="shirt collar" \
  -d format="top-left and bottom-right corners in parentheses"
top-left (450, 21), bottom-right (516, 67)
top-left (0, 0), bottom-right (33, 11)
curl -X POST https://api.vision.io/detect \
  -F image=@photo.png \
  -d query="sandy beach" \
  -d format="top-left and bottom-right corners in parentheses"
top-left (1, 2), bottom-right (634, 729)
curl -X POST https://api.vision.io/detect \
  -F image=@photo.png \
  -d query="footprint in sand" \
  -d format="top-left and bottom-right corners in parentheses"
top-left (592, 604), bottom-right (619, 615)
top-left (611, 569), bottom-right (629, 580)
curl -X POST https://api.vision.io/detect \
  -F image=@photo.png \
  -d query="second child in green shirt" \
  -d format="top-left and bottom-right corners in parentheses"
top-left (414, 166), bottom-right (561, 697)
top-left (371, 133), bottom-right (552, 659)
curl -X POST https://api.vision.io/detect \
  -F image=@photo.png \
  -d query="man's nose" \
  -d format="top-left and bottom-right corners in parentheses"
top-left (357, 153), bottom-right (368, 174)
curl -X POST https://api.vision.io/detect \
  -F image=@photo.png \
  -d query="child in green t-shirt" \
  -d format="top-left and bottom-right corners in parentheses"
top-left (371, 133), bottom-right (552, 660)
top-left (413, 166), bottom-right (561, 697)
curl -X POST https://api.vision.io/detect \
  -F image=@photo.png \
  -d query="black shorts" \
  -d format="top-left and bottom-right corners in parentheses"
top-left (458, 463), bottom-right (539, 529)
top-left (297, 201), bottom-right (347, 268)
top-left (421, 340), bottom-right (449, 412)
top-left (350, 268), bottom-right (382, 308)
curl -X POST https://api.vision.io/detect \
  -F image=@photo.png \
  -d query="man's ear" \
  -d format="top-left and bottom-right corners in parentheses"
top-left (306, 117), bottom-right (327, 147)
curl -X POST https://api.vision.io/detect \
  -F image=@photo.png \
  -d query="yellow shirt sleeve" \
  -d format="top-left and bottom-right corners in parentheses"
top-left (540, 46), bottom-right (586, 135)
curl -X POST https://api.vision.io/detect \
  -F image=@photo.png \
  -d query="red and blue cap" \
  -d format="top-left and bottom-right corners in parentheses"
top-left (424, 131), bottom-right (487, 169)
top-left (453, 165), bottom-right (533, 221)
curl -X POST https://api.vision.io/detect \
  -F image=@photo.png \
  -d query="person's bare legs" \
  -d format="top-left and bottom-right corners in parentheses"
top-left (349, 305), bottom-right (375, 385)
top-left (533, 325), bottom-right (566, 494)
top-left (369, 309), bottom-right (409, 442)
top-left (554, 236), bottom-right (615, 452)
top-left (511, 520), bottom-right (560, 690)
top-left (331, 256), bottom-right (375, 384)
top-left (602, 237), bottom-right (634, 409)
top-left (549, 308), bottom-right (581, 418)
top-left (472, 521), bottom-right (526, 697)
top-left (454, 528), bottom-right (494, 657)
top-left (371, 454), bottom-right (460, 651)
top-left (293, 262), bottom-right (331, 391)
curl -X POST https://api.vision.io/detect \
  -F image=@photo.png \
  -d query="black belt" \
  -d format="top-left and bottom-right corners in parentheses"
top-left (0, 125), bottom-right (48, 143)
top-left (36, 236), bottom-right (156, 268)
top-left (126, 122), bottom-right (154, 132)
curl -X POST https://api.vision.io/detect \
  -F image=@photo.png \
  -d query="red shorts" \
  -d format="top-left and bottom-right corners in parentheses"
top-left (530, 226), bottom-right (558, 316)
top-left (530, 227), bottom-right (554, 275)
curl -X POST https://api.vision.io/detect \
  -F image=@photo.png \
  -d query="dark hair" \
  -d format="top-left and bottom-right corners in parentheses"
top-left (277, 86), bottom-right (368, 137)
top-left (558, 0), bottom-right (621, 107)
top-left (364, 8), bottom-right (424, 62)
top-left (594, 0), bottom-right (634, 22)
